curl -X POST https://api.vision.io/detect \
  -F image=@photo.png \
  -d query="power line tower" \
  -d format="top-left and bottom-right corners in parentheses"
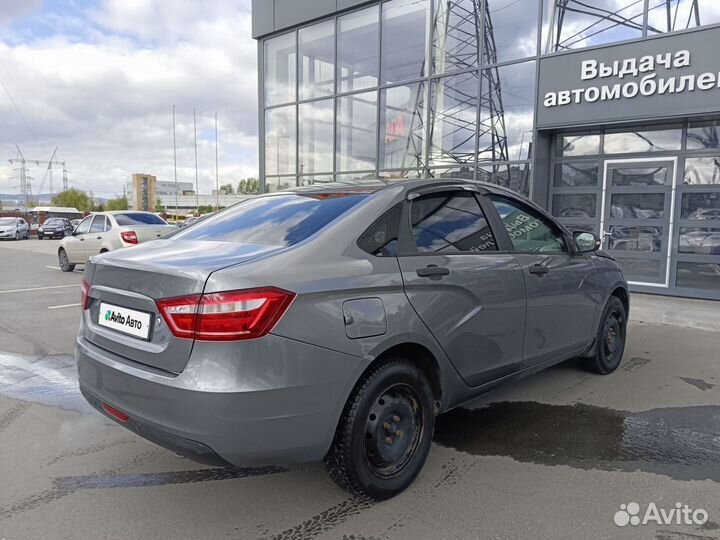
top-left (8, 146), bottom-right (68, 208)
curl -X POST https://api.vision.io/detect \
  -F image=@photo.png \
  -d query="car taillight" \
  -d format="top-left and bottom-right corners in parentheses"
top-left (156, 287), bottom-right (295, 341)
top-left (81, 280), bottom-right (91, 310)
top-left (120, 230), bottom-right (138, 244)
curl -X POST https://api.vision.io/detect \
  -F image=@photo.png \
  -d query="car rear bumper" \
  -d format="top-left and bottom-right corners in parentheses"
top-left (75, 333), bottom-right (366, 467)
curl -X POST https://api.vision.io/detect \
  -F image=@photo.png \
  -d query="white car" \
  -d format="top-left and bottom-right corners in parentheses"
top-left (57, 211), bottom-right (176, 272)
top-left (0, 217), bottom-right (30, 240)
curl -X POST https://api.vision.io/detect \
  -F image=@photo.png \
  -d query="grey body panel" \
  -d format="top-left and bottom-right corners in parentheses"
top-left (76, 178), bottom-right (628, 467)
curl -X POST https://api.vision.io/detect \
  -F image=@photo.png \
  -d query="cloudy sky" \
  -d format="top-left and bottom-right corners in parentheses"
top-left (0, 0), bottom-right (257, 199)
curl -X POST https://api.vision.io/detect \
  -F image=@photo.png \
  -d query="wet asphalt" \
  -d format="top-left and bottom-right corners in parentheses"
top-left (1, 239), bottom-right (719, 540)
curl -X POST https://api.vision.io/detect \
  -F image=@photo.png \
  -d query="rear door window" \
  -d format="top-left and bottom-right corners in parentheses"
top-left (90, 216), bottom-right (105, 233)
top-left (114, 213), bottom-right (167, 226)
top-left (410, 191), bottom-right (498, 253)
top-left (175, 194), bottom-right (368, 246)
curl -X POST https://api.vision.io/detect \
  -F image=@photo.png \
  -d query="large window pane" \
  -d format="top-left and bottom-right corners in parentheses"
top-left (380, 82), bottom-right (426, 170)
top-left (265, 106), bottom-right (296, 175)
top-left (543, 0), bottom-right (644, 52)
top-left (676, 262), bottom-right (720, 290)
top-left (552, 194), bottom-right (597, 218)
top-left (608, 225), bottom-right (663, 252)
top-left (554, 162), bottom-right (600, 187)
top-left (604, 127), bottom-right (682, 154)
top-left (684, 157), bottom-right (720, 185)
top-left (381, 0), bottom-right (429, 84)
top-left (681, 193), bottom-right (720, 220)
top-left (338, 6), bottom-right (379, 93)
top-left (428, 72), bottom-right (478, 166)
top-left (479, 61), bottom-right (535, 162)
top-left (478, 163), bottom-right (532, 196)
top-left (299, 20), bottom-right (335, 100)
top-left (611, 193), bottom-right (665, 219)
top-left (337, 91), bottom-right (378, 171)
top-left (611, 166), bottom-right (670, 186)
top-left (484, 0), bottom-right (538, 64)
top-left (678, 227), bottom-right (720, 255)
top-left (265, 176), bottom-right (296, 192)
top-left (687, 120), bottom-right (720, 150)
top-left (431, 0), bottom-right (480, 73)
top-left (557, 134), bottom-right (601, 157)
top-left (264, 32), bottom-right (296, 106)
top-left (647, 0), bottom-right (720, 34)
top-left (299, 99), bottom-right (334, 174)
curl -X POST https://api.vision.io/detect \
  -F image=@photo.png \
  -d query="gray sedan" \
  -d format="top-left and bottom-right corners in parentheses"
top-left (76, 179), bottom-right (628, 499)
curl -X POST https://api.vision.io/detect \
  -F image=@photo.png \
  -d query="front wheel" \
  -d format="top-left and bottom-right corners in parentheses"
top-left (58, 248), bottom-right (76, 272)
top-left (325, 359), bottom-right (435, 500)
top-left (14, 232), bottom-right (19, 241)
top-left (584, 296), bottom-right (627, 374)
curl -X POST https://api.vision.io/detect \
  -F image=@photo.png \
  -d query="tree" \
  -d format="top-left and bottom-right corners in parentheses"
top-left (197, 205), bottom-right (215, 214)
top-left (218, 183), bottom-right (234, 195)
top-left (105, 196), bottom-right (128, 211)
top-left (155, 198), bottom-right (165, 212)
top-left (237, 177), bottom-right (259, 194)
top-left (51, 188), bottom-right (92, 212)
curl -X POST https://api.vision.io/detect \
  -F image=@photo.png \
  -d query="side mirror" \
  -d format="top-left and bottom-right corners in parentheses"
top-left (574, 231), bottom-right (601, 253)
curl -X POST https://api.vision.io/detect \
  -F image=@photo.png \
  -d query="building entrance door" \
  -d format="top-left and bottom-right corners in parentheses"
top-left (601, 158), bottom-right (677, 287)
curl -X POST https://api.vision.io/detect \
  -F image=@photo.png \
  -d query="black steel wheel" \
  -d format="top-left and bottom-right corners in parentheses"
top-left (58, 248), bottom-right (76, 272)
top-left (325, 359), bottom-right (435, 500)
top-left (584, 296), bottom-right (627, 374)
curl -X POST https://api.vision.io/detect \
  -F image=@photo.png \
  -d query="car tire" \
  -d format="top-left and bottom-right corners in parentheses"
top-left (38, 234), bottom-right (43, 240)
top-left (14, 232), bottom-right (19, 241)
top-left (58, 248), bottom-right (76, 272)
top-left (584, 296), bottom-right (627, 375)
top-left (325, 359), bottom-right (435, 500)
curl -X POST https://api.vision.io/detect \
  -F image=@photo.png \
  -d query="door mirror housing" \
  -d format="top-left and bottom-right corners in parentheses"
top-left (573, 231), bottom-right (601, 253)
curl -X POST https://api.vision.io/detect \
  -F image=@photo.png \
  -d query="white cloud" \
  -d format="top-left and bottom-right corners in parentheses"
top-left (0, 0), bottom-right (258, 199)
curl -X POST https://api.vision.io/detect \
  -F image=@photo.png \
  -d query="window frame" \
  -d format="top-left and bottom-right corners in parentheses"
top-left (74, 215), bottom-right (93, 235)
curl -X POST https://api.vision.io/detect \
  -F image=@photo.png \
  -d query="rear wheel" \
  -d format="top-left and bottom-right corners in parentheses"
top-left (325, 359), bottom-right (435, 500)
top-left (58, 248), bottom-right (75, 272)
top-left (584, 296), bottom-right (627, 374)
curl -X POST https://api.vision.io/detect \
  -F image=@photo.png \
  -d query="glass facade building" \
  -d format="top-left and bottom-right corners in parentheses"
top-left (253, 0), bottom-right (720, 300)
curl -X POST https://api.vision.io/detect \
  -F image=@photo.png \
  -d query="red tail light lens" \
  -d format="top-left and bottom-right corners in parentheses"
top-left (156, 287), bottom-right (295, 341)
top-left (101, 402), bottom-right (129, 422)
top-left (120, 230), bottom-right (138, 244)
top-left (81, 280), bottom-right (91, 310)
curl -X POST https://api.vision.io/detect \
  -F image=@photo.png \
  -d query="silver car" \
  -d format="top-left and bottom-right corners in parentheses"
top-left (58, 211), bottom-right (176, 271)
top-left (0, 217), bottom-right (29, 240)
top-left (76, 179), bottom-right (629, 499)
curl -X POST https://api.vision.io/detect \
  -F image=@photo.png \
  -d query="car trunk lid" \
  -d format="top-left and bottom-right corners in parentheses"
top-left (82, 240), bottom-right (283, 373)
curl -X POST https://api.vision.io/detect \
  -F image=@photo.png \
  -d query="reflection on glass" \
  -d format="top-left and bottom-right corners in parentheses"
top-left (432, 0), bottom-right (480, 73)
top-left (567, 223), bottom-right (597, 234)
top-left (265, 176), bottom-right (296, 192)
top-left (429, 166), bottom-right (474, 179)
top-left (678, 227), bottom-right (720, 255)
top-left (338, 6), bottom-right (379, 93)
top-left (610, 193), bottom-right (666, 219)
top-left (299, 99), bottom-right (334, 174)
top-left (484, 0), bottom-right (538, 64)
top-left (380, 82), bottom-right (426, 169)
top-left (687, 120), bottom-right (720, 150)
top-left (681, 192), bottom-right (720, 219)
top-left (428, 72), bottom-right (478, 166)
top-left (337, 91), bottom-right (377, 172)
top-left (611, 166), bottom-right (669, 186)
top-left (411, 192), bottom-right (498, 253)
top-left (265, 106), bottom-right (296, 175)
top-left (554, 162), bottom-right (599, 187)
top-left (299, 175), bottom-right (334, 186)
top-left (479, 61), bottom-right (535, 162)
top-left (378, 169), bottom-right (423, 180)
top-left (264, 32), bottom-right (296, 106)
top-left (381, 0), bottom-right (429, 84)
top-left (299, 20), bottom-right (335, 100)
top-left (684, 157), bottom-right (720, 185)
top-left (478, 163), bottom-right (531, 196)
top-left (552, 194), bottom-right (596, 218)
top-left (647, 0), bottom-right (720, 34)
top-left (608, 226), bottom-right (663, 252)
top-left (616, 257), bottom-right (663, 281)
top-left (604, 127), bottom-right (682, 154)
top-left (335, 172), bottom-right (379, 183)
top-left (543, 0), bottom-right (644, 52)
top-left (558, 134), bottom-right (601, 157)
top-left (676, 261), bottom-right (720, 290)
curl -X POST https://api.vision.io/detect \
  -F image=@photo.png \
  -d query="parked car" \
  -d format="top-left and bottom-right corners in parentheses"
top-left (58, 211), bottom-right (176, 271)
top-left (70, 219), bottom-right (82, 228)
top-left (38, 218), bottom-right (74, 239)
top-left (75, 179), bottom-right (629, 499)
top-left (0, 217), bottom-right (29, 240)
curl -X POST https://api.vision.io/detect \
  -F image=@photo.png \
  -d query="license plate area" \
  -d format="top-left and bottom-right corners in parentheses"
top-left (98, 302), bottom-right (152, 340)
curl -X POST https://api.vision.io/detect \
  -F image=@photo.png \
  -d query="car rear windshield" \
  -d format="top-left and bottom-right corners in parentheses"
top-left (0, 218), bottom-right (15, 225)
top-left (114, 213), bottom-right (167, 226)
top-left (45, 219), bottom-right (64, 225)
top-left (174, 194), bottom-right (368, 246)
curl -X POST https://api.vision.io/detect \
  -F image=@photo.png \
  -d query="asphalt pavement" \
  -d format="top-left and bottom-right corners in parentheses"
top-left (1, 238), bottom-right (719, 540)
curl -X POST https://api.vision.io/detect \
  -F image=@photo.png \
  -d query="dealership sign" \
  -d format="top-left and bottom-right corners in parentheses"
top-left (537, 26), bottom-right (720, 128)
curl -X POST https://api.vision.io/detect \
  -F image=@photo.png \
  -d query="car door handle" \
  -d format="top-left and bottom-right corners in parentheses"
top-left (416, 265), bottom-right (450, 278)
top-left (96, 236), bottom-right (102, 240)
top-left (529, 263), bottom-right (549, 275)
